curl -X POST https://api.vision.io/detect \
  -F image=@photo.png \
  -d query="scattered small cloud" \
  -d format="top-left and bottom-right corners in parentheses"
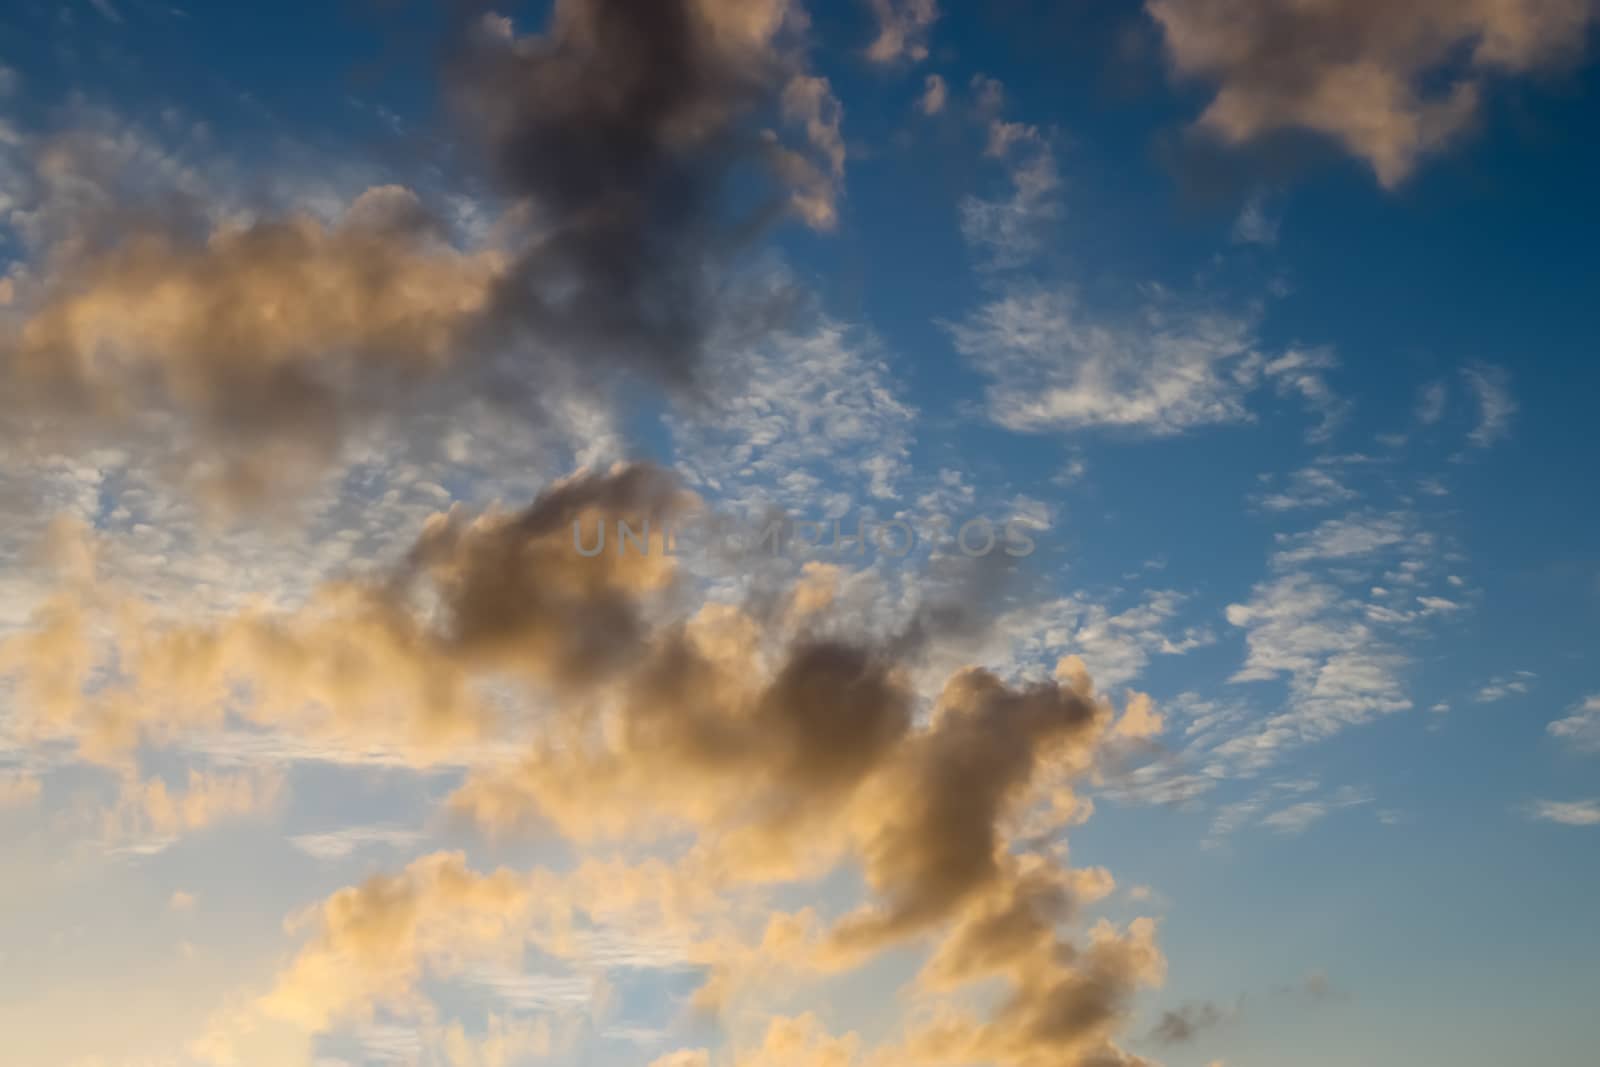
top-left (1149, 999), bottom-right (1234, 1045)
top-left (1462, 364), bottom-right (1516, 448)
top-left (1417, 380), bottom-right (1448, 425)
top-left (1527, 799), bottom-right (1600, 827)
top-left (866, 0), bottom-right (939, 64)
top-left (289, 826), bottom-right (428, 861)
top-left (1231, 193), bottom-right (1280, 246)
top-left (1474, 671), bottom-right (1536, 704)
top-left (1547, 695), bottom-right (1600, 753)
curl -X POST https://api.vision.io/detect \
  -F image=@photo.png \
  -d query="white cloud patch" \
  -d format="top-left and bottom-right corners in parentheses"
top-left (1462, 363), bottom-right (1516, 447)
top-left (1201, 510), bottom-right (1456, 777)
top-left (1261, 785), bottom-right (1373, 835)
top-left (290, 826), bottom-right (428, 861)
top-left (669, 317), bottom-right (916, 512)
top-left (1547, 695), bottom-right (1600, 753)
top-left (959, 128), bottom-right (1062, 270)
top-left (948, 285), bottom-right (1263, 436)
top-left (1527, 799), bottom-right (1600, 827)
top-left (1254, 465), bottom-right (1358, 512)
top-left (1474, 671), bottom-right (1536, 704)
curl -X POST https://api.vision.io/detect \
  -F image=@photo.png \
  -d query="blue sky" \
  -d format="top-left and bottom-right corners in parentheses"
top-left (0, 2), bottom-right (1597, 1067)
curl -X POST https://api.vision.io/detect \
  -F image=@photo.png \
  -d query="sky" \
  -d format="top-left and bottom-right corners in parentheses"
top-left (0, 2), bottom-right (1597, 1066)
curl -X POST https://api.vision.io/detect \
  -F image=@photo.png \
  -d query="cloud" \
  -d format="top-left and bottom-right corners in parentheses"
top-left (1474, 671), bottom-right (1536, 703)
top-left (1218, 537), bottom-right (1420, 773)
top-left (289, 826), bottom-right (428, 862)
top-left (1548, 695), bottom-right (1600, 753)
top-left (1462, 363), bottom-right (1516, 447)
top-left (1417, 380), bottom-right (1448, 425)
top-left (1149, 0), bottom-right (1598, 185)
top-left (0, 464), bottom-right (691, 766)
top-left (948, 285), bottom-right (1263, 435)
top-left (776, 74), bottom-right (848, 229)
top-left (443, 0), bottom-right (834, 368)
top-left (5, 424), bottom-right (1168, 1064)
top-left (735, 1014), bottom-right (859, 1066)
top-left (1149, 999), bottom-right (1231, 1044)
top-left (1270, 511), bottom-right (1413, 567)
top-left (82, 460), bottom-right (1170, 1066)
top-left (919, 73), bottom-right (949, 115)
top-left (652, 1050), bottom-right (711, 1067)
top-left (1263, 348), bottom-right (1347, 443)
top-left (0, 770), bottom-right (42, 810)
top-left (1231, 193), bottom-right (1279, 246)
top-left (865, 0), bottom-right (940, 63)
top-left (3, 1), bottom-right (846, 507)
top-left (2, 185), bottom-right (503, 506)
top-left (960, 130), bottom-right (1063, 270)
top-left (1254, 465), bottom-right (1358, 512)
top-left (253, 852), bottom-right (540, 1033)
top-left (667, 314), bottom-right (915, 509)
top-left (102, 767), bottom-right (285, 854)
top-left (1527, 799), bottom-right (1600, 826)
top-left (1260, 786), bottom-right (1373, 835)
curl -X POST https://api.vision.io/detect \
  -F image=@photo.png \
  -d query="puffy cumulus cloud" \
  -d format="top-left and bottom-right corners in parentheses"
top-left (735, 1013), bottom-right (860, 1066)
top-left (444, 0), bottom-right (840, 371)
top-left (452, 632), bottom-right (917, 856)
top-left (899, 915), bottom-right (1164, 1067)
top-left (436, 1013), bottom-right (554, 1067)
top-left (198, 850), bottom-right (748, 1062)
top-left (1, 185), bottom-right (503, 506)
top-left (256, 853), bottom-right (539, 1032)
top-left (2, 0), bottom-right (848, 510)
top-left (947, 284), bottom-right (1263, 435)
top-left (0, 465), bottom-right (691, 766)
top-left (445, 647), bottom-right (1160, 1066)
top-left (866, 0), bottom-right (940, 63)
top-left (778, 75), bottom-right (848, 229)
top-left (1149, 0), bottom-right (1599, 186)
top-left (827, 662), bottom-right (1111, 953)
top-left (10, 463), bottom-right (1162, 1066)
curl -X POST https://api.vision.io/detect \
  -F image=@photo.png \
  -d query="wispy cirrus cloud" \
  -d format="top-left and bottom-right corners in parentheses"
top-left (1474, 671), bottom-right (1536, 704)
top-left (1462, 363), bottom-right (1517, 448)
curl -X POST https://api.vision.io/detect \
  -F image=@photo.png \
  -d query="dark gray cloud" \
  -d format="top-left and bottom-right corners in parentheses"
top-left (444, 0), bottom-right (810, 385)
